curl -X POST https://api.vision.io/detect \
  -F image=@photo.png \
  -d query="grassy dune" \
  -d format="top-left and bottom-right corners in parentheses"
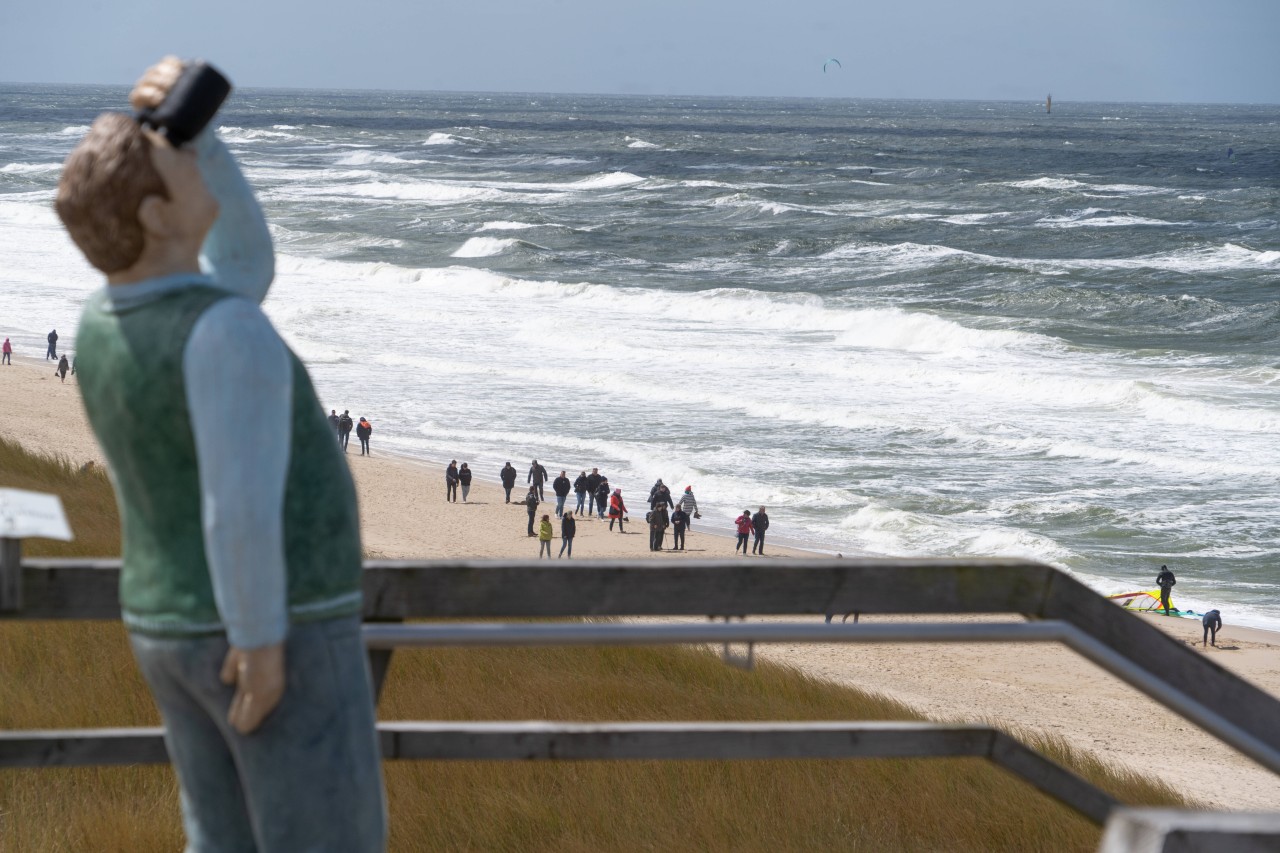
top-left (0, 437), bottom-right (1187, 851)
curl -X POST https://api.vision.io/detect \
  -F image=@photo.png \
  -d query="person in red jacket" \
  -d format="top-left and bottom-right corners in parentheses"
top-left (734, 510), bottom-right (753, 555)
top-left (608, 488), bottom-right (628, 533)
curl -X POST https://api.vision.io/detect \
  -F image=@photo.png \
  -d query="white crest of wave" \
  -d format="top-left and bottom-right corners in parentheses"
top-left (217, 126), bottom-right (299, 144)
top-left (626, 138), bottom-right (660, 149)
top-left (570, 172), bottom-right (645, 189)
top-left (0, 163), bottom-right (61, 174)
top-left (423, 132), bottom-right (459, 145)
top-left (451, 237), bottom-right (520, 258)
top-left (59, 125), bottom-right (91, 136)
top-left (837, 504), bottom-right (1071, 563)
top-left (479, 221), bottom-right (539, 231)
top-left (1006, 176), bottom-right (1170, 195)
top-left (334, 151), bottom-right (427, 166)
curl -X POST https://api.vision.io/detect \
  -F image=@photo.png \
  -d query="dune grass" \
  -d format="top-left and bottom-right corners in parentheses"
top-left (0, 436), bottom-right (1187, 851)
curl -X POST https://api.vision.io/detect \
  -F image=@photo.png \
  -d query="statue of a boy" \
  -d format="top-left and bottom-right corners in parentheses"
top-left (57, 58), bottom-right (386, 851)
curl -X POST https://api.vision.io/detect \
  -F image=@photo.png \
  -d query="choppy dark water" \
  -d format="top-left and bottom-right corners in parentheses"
top-left (2, 86), bottom-right (1277, 625)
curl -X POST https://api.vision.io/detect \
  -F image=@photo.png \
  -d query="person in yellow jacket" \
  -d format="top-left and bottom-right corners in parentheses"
top-left (537, 514), bottom-right (554, 558)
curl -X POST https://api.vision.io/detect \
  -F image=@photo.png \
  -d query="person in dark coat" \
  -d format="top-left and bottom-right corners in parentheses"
top-left (523, 487), bottom-right (540, 537)
top-left (337, 410), bottom-right (353, 452)
top-left (327, 409), bottom-right (339, 438)
top-left (500, 462), bottom-right (517, 503)
top-left (552, 470), bottom-right (571, 518)
top-left (648, 502), bottom-right (669, 551)
top-left (528, 459), bottom-right (548, 500)
top-left (649, 479), bottom-right (674, 510)
top-left (46, 329), bottom-right (58, 360)
top-left (594, 478), bottom-right (611, 520)
top-left (1202, 609), bottom-right (1222, 647)
top-left (355, 417), bottom-right (373, 455)
top-left (585, 468), bottom-right (602, 515)
top-left (1156, 565), bottom-right (1176, 615)
top-left (670, 507), bottom-right (689, 551)
top-left (559, 512), bottom-right (576, 559)
top-left (56, 354), bottom-right (71, 382)
top-left (751, 506), bottom-right (770, 555)
top-left (445, 460), bottom-right (459, 503)
top-left (458, 463), bottom-right (473, 502)
top-left (573, 471), bottom-right (589, 516)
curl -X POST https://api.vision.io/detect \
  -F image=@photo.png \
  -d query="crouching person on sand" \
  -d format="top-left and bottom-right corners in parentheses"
top-left (57, 57), bottom-right (385, 851)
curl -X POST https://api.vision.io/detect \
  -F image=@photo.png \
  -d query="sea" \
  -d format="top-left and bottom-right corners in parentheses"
top-left (1, 85), bottom-right (1277, 628)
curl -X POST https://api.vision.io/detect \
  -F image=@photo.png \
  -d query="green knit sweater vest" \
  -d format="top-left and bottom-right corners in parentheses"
top-left (77, 285), bottom-right (362, 636)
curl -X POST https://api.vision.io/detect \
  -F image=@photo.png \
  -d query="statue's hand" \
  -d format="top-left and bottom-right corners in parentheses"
top-left (220, 642), bottom-right (286, 735)
top-left (130, 56), bottom-right (185, 113)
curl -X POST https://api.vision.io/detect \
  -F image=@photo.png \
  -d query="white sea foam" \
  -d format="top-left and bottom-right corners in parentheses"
top-left (423, 132), bottom-right (460, 145)
top-left (58, 125), bottom-right (90, 136)
top-left (626, 138), bottom-right (660, 149)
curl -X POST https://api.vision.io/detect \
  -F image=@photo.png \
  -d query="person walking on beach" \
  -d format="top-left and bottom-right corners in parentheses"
top-left (46, 329), bottom-right (58, 361)
top-left (337, 410), bottom-right (353, 452)
top-left (500, 462), bottom-right (517, 503)
top-left (671, 506), bottom-right (689, 551)
top-left (55, 354), bottom-right (70, 382)
top-left (649, 479), bottom-right (674, 510)
top-left (459, 463), bottom-right (473, 502)
top-left (528, 459), bottom-right (548, 500)
top-left (648, 502), bottom-right (669, 551)
top-left (573, 470), bottom-right (589, 516)
top-left (552, 470), bottom-right (571, 518)
top-left (751, 506), bottom-right (770, 555)
top-left (445, 460), bottom-right (459, 502)
top-left (585, 468), bottom-right (602, 515)
top-left (1202, 609), bottom-right (1222, 647)
top-left (1156, 564), bottom-right (1177, 615)
top-left (537, 514), bottom-right (554, 558)
top-left (677, 486), bottom-right (700, 527)
top-left (524, 487), bottom-right (540, 537)
top-left (2, 338), bottom-right (11, 365)
top-left (608, 488), bottom-right (627, 532)
top-left (559, 512), bottom-right (576, 558)
top-left (595, 478), bottom-right (611, 520)
top-left (355, 416), bottom-right (372, 455)
top-left (328, 409), bottom-right (339, 438)
top-left (734, 510), bottom-right (753, 555)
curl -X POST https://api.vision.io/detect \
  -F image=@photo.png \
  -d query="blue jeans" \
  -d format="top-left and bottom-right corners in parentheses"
top-left (129, 615), bottom-right (386, 852)
top-left (555, 495), bottom-right (567, 517)
top-left (559, 537), bottom-right (573, 558)
top-left (575, 492), bottom-right (586, 514)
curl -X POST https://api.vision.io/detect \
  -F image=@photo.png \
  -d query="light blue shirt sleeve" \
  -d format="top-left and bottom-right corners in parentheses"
top-left (194, 128), bottom-right (275, 305)
top-left (184, 298), bottom-right (292, 649)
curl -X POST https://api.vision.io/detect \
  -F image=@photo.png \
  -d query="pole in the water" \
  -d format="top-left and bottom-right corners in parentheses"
top-left (1046, 94), bottom-right (1052, 114)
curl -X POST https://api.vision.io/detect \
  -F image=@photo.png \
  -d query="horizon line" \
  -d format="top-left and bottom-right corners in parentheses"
top-left (0, 79), bottom-right (1276, 109)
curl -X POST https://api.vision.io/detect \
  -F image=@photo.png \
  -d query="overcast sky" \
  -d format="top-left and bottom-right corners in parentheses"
top-left (2, 0), bottom-right (1277, 103)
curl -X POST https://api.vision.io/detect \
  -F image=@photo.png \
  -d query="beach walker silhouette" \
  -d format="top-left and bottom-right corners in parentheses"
top-left (57, 56), bottom-right (386, 851)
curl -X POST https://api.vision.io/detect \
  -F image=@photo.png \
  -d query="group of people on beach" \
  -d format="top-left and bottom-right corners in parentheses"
top-left (327, 409), bottom-right (374, 455)
top-left (0, 331), bottom-right (73, 377)
top-left (1156, 564), bottom-right (1225, 648)
top-left (444, 459), bottom-right (780, 559)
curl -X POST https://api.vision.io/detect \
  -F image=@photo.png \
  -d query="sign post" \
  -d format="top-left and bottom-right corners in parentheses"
top-left (0, 488), bottom-right (74, 612)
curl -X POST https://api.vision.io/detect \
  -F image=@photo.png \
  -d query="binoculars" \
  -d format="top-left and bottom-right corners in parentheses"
top-left (137, 61), bottom-right (232, 147)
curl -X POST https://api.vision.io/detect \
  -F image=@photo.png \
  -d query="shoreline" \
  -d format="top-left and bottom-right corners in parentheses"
top-left (2, 357), bottom-right (1279, 808)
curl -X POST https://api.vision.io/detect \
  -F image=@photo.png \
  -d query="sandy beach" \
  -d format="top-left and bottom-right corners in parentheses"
top-left (2, 355), bottom-right (1277, 810)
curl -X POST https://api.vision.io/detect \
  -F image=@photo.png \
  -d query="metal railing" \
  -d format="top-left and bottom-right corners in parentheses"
top-left (3, 552), bottom-right (1279, 845)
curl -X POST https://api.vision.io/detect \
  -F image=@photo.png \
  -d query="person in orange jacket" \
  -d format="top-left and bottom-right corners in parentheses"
top-left (608, 489), bottom-right (627, 533)
top-left (355, 417), bottom-right (373, 456)
top-left (734, 510), bottom-right (753, 555)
